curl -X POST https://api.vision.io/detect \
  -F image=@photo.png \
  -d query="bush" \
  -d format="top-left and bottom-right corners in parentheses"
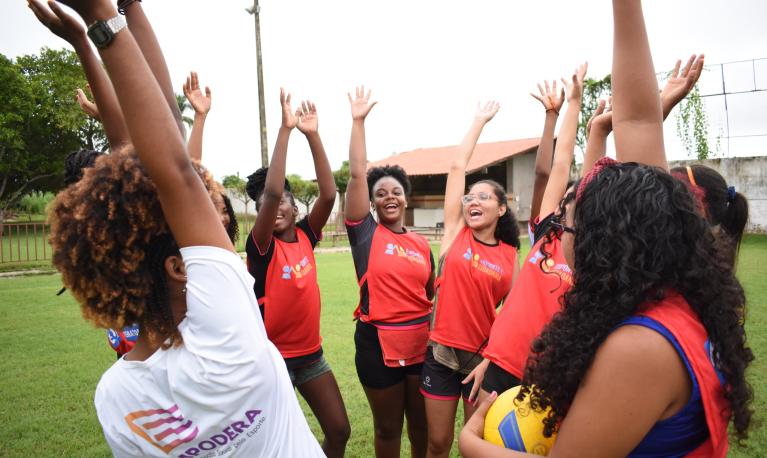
top-left (18, 191), bottom-right (55, 215)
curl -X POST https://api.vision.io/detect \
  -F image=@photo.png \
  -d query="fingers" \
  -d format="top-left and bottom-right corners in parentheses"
top-left (279, 87), bottom-right (285, 104)
top-left (680, 54), bottom-right (696, 78)
top-left (670, 59), bottom-right (682, 79)
top-left (530, 93), bottom-right (544, 103)
top-left (347, 92), bottom-right (353, 104)
top-left (365, 89), bottom-right (372, 103)
top-left (205, 86), bottom-right (211, 101)
top-left (47, 0), bottom-right (70, 22)
top-left (183, 76), bottom-right (191, 95)
top-left (474, 390), bottom-right (497, 418)
top-left (27, 0), bottom-right (52, 25)
top-left (594, 99), bottom-right (606, 117)
top-left (538, 82), bottom-right (546, 97)
top-left (191, 71), bottom-right (199, 91)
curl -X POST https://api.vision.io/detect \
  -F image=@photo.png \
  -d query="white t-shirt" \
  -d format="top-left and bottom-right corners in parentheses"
top-left (94, 246), bottom-right (323, 457)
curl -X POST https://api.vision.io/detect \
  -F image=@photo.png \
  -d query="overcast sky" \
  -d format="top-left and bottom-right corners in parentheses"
top-left (2, 0), bottom-right (766, 181)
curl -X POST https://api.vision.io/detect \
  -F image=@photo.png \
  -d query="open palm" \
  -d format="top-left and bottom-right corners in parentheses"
top-left (183, 71), bottom-right (211, 115)
top-left (661, 54), bottom-right (704, 107)
top-left (297, 101), bottom-right (318, 135)
top-left (348, 86), bottom-right (377, 120)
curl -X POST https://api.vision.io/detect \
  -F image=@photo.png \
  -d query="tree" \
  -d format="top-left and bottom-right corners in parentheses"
top-left (176, 93), bottom-right (193, 130)
top-left (0, 48), bottom-right (104, 224)
top-left (332, 160), bottom-right (350, 231)
top-left (222, 173), bottom-right (251, 221)
top-left (287, 174), bottom-right (319, 214)
top-left (576, 75), bottom-right (612, 155)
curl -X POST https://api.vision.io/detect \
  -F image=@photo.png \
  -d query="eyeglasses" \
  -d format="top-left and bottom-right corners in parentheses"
top-left (550, 221), bottom-right (576, 235)
top-left (462, 192), bottom-right (496, 205)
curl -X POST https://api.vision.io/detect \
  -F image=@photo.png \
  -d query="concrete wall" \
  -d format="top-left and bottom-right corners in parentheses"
top-left (669, 156), bottom-right (767, 233)
top-left (413, 208), bottom-right (444, 227)
top-left (509, 152), bottom-right (536, 221)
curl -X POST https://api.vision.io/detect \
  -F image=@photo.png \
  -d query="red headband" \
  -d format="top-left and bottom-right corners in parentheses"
top-left (576, 157), bottom-right (618, 203)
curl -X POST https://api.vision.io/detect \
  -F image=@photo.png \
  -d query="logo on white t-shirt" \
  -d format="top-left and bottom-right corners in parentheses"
top-left (125, 404), bottom-right (199, 453)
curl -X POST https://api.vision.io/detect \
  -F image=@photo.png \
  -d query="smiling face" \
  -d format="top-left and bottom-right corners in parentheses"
top-left (463, 182), bottom-right (506, 232)
top-left (213, 193), bottom-right (230, 229)
top-left (372, 176), bottom-right (407, 225)
top-left (259, 191), bottom-right (298, 235)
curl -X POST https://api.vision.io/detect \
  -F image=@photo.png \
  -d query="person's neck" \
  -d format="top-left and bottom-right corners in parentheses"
top-left (382, 220), bottom-right (404, 233)
top-left (472, 225), bottom-right (497, 245)
top-left (275, 226), bottom-right (298, 243)
top-left (123, 331), bottom-right (161, 362)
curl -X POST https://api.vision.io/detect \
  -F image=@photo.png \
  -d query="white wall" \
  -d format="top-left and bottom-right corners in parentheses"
top-left (414, 208), bottom-right (444, 227)
top-left (669, 156), bottom-right (767, 233)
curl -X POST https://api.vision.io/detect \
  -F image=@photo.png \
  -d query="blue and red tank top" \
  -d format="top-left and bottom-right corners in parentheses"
top-left (245, 217), bottom-right (322, 362)
top-left (430, 226), bottom-right (517, 353)
top-left (624, 292), bottom-right (729, 457)
top-left (484, 224), bottom-right (572, 378)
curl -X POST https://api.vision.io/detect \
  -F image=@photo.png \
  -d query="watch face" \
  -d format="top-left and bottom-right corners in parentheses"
top-left (88, 22), bottom-right (113, 48)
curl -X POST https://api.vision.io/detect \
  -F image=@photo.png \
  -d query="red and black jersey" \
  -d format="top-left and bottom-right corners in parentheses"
top-left (347, 214), bottom-right (434, 325)
top-left (245, 217), bottom-right (322, 366)
top-left (430, 226), bottom-right (517, 353)
top-left (483, 218), bottom-right (572, 378)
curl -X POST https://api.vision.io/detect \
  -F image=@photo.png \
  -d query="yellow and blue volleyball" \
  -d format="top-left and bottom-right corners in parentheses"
top-left (483, 385), bottom-right (556, 456)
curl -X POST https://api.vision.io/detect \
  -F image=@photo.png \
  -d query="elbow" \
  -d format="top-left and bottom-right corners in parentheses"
top-left (534, 166), bottom-right (550, 179)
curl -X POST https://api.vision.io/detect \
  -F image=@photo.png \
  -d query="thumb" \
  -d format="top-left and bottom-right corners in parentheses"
top-left (475, 390), bottom-right (497, 417)
top-left (205, 86), bottom-right (211, 99)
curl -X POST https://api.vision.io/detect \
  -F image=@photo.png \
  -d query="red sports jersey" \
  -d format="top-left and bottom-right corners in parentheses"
top-left (483, 234), bottom-right (573, 378)
top-left (637, 293), bottom-right (729, 457)
top-left (248, 221), bottom-right (322, 359)
top-left (349, 216), bottom-right (433, 324)
top-left (430, 227), bottom-right (517, 353)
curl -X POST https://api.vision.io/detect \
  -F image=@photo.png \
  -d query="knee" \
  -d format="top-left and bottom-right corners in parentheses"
top-left (427, 431), bottom-right (454, 455)
top-left (326, 421), bottom-right (351, 446)
top-left (374, 420), bottom-right (403, 442)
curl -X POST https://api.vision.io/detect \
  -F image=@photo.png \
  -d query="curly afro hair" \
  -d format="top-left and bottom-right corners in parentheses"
top-left (366, 165), bottom-right (411, 199)
top-left (521, 163), bottom-right (753, 439)
top-left (50, 150), bottom-right (226, 347)
top-left (246, 168), bottom-right (292, 209)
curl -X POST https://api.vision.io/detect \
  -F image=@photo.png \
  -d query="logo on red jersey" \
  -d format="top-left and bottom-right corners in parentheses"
top-left (281, 256), bottom-right (314, 280)
top-left (462, 248), bottom-right (503, 280)
top-left (385, 243), bottom-right (426, 265)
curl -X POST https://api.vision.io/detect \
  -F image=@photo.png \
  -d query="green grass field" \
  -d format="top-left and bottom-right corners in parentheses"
top-left (0, 236), bottom-right (765, 457)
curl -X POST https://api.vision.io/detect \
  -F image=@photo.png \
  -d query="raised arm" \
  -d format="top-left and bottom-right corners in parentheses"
top-left (251, 89), bottom-right (297, 251)
top-left (529, 80), bottom-right (564, 222)
top-left (122, 1), bottom-right (184, 135)
top-left (440, 101), bottom-right (500, 257)
top-left (612, 0), bottom-right (666, 169)
top-left (582, 99), bottom-right (613, 175)
top-left (345, 86), bottom-right (378, 222)
top-left (28, 0), bottom-right (130, 151)
top-left (660, 54), bottom-right (705, 120)
top-left (538, 63), bottom-right (587, 219)
top-left (183, 71), bottom-right (212, 162)
top-left (55, 0), bottom-right (230, 250)
top-left (296, 100), bottom-right (336, 236)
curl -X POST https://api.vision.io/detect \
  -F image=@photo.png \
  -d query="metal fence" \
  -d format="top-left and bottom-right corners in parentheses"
top-left (0, 222), bottom-right (51, 264)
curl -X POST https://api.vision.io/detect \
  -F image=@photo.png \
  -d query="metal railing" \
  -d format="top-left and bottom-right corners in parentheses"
top-left (0, 222), bottom-right (51, 264)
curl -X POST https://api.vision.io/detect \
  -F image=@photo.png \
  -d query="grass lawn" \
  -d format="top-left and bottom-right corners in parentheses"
top-left (0, 235), bottom-right (765, 457)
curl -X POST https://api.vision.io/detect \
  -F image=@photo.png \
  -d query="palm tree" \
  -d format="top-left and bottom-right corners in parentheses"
top-left (176, 93), bottom-right (194, 130)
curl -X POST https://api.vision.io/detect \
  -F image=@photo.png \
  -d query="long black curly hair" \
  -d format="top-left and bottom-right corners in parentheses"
top-left (521, 162), bottom-right (753, 439)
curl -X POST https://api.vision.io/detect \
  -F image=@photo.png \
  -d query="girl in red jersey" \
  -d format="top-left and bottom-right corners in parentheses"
top-left (460, 1), bottom-right (752, 456)
top-left (345, 86), bottom-right (435, 458)
top-left (421, 101), bottom-right (521, 458)
top-left (244, 91), bottom-right (350, 458)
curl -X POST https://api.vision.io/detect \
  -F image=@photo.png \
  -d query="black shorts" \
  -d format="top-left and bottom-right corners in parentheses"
top-left (420, 346), bottom-right (474, 401)
top-left (481, 361), bottom-right (522, 395)
top-left (355, 320), bottom-right (422, 389)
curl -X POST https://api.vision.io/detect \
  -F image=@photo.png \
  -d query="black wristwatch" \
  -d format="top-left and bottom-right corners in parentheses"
top-left (87, 15), bottom-right (127, 49)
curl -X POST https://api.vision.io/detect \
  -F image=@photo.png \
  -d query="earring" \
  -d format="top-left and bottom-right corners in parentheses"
top-left (182, 285), bottom-right (187, 294)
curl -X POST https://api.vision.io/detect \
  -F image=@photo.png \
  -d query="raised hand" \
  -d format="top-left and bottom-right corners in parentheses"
top-left (183, 71), bottom-right (212, 116)
top-left (296, 100), bottom-right (318, 135)
top-left (27, 0), bottom-right (86, 46)
top-left (586, 98), bottom-right (614, 140)
top-left (562, 62), bottom-right (588, 103)
top-left (347, 86), bottom-right (377, 120)
top-left (531, 80), bottom-right (565, 114)
top-left (661, 54), bottom-right (705, 115)
top-left (76, 86), bottom-right (101, 120)
top-left (280, 88), bottom-right (298, 129)
top-left (475, 100), bottom-right (500, 124)
top-left (48, 0), bottom-right (116, 23)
